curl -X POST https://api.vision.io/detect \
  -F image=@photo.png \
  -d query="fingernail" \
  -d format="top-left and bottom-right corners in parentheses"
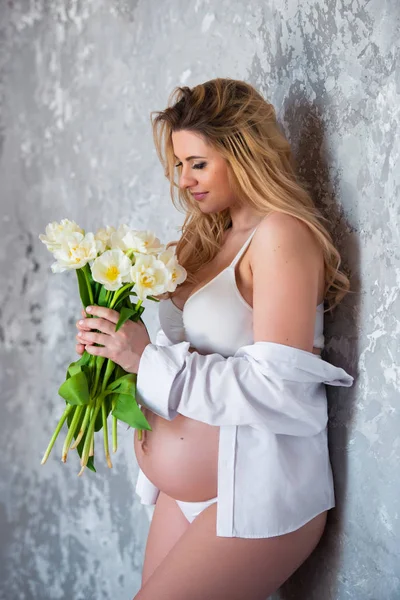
top-left (86, 306), bottom-right (92, 312)
top-left (78, 320), bottom-right (84, 325)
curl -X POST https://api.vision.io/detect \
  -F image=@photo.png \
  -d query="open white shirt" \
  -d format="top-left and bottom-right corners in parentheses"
top-left (135, 328), bottom-right (354, 538)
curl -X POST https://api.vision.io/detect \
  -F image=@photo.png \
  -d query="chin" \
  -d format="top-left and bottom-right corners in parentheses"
top-left (198, 202), bottom-right (226, 214)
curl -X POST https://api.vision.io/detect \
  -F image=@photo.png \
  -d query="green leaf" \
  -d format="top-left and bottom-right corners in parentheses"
top-left (78, 351), bottom-right (92, 367)
top-left (129, 300), bottom-right (145, 322)
top-left (112, 394), bottom-right (152, 430)
top-left (114, 364), bottom-right (126, 381)
top-left (66, 351), bottom-right (92, 380)
top-left (87, 266), bottom-right (95, 286)
top-left (107, 373), bottom-right (137, 394)
top-left (76, 268), bottom-right (92, 308)
top-left (97, 285), bottom-right (108, 307)
top-left (93, 282), bottom-right (102, 303)
top-left (86, 456), bottom-right (96, 472)
top-left (109, 373), bottom-right (137, 388)
top-left (115, 307), bottom-right (136, 332)
top-left (58, 371), bottom-right (90, 405)
top-left (123, 299), bottom-right (144, 324)
top-left (82, 364), bottom-right (96, 390)
top-left (112, 289), bottom-right (136, 311)
top-left (68, 363), bottom-right (82, 378)
top-left (109, 283), bottom-right (134, 309)
top-left (94, 396), bottom-right (112, 432)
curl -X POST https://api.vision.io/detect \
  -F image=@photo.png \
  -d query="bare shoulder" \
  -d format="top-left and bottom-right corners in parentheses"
top-left (251, 211), bottom-right (322, 265)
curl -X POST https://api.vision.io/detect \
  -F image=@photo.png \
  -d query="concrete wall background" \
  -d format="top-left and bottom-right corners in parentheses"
top-left (0, 1), bottom-right (398, 599)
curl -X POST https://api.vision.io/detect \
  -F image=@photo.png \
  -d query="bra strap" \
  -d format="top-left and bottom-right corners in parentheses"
top-left (230, 226), bottom-right (259, 268)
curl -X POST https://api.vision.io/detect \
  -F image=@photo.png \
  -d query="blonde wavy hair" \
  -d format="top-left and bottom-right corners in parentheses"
top-left (150, 77), bottom-right (351, 313)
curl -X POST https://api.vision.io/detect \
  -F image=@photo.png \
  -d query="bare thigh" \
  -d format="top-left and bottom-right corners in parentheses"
top-left (141, 491), bottom-right (190, 587)
top-left (135, 503), bottom-right (328, 600)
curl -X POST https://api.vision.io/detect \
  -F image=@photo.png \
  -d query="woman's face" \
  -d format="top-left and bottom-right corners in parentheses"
top-left (171, 130), bottom-right (237, 214)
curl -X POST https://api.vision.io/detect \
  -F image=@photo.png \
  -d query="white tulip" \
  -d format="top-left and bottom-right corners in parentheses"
top-left (39, 219), bottom-right (84, 252)
top-left (109, 224), bottom-right (132, 252)
top-left (51, 232), bottom-right (99, 273)
top-left (157, 247), bottom-right (176, 264)
top-left (130, 254), bottom-right (170, 301)
top-left (111, 225), bottom-right (164, 255)
top-left (130, 230), bottom-right (165, 255)
top-left (94, 226), bottom-right (116, 253)
top-left (91, 249), bottom-right (132, 291)
top-left (158, 248), bottom-right (187, 292)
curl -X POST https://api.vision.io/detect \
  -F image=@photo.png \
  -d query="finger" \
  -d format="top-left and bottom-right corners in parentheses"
top-left (85, 305), bottom-right (120, 324)
top-left (77, 317), bottom-right (116, 335)
top-left (76, 319), bottom-right (93, 331)
top-left (77, 331), bottom-right (110, 346)
top-left (77, 308), bottom-right (92, 331)
top-left (85, 344), bottom-right (112, 358)
top-left (76, 343), bottom-right (85, 355)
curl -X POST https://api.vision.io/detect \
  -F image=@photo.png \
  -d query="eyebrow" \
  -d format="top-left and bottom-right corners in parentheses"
top-left (174, 155), bottom-right (207, 161)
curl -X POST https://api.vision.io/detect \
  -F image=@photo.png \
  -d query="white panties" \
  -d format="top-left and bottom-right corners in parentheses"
top-left (175, 495), bottom-right (218, 523)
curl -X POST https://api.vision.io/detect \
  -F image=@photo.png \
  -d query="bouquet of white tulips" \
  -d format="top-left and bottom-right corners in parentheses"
top-left (39, 219), bottom-right (186, 476)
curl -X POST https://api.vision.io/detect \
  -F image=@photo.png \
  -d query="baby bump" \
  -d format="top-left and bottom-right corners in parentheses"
top-left (134, 407), bottom-right (220, 502)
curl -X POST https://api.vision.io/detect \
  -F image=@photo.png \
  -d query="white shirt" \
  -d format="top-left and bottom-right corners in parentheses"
top-left (135, 328), bottom-right (354, 538)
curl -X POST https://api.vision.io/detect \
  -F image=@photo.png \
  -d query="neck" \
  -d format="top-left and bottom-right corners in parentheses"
top-left (228, 205), bottom-right (263, 233)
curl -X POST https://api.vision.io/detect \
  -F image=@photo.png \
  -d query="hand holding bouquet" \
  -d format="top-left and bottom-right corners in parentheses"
top-left (39, 219), bottom-right (186, 476)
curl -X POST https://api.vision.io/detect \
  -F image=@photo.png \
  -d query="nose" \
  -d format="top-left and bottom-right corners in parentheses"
top-left (178, 167), bottom-right (198, 190)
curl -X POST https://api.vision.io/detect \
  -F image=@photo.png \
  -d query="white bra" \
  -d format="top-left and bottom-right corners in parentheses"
top-left (158, 226), bottom-right (325, 358)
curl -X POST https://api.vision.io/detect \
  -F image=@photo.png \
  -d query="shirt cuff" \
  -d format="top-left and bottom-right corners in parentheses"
top-left (136, 341), bottom-right (191, 420)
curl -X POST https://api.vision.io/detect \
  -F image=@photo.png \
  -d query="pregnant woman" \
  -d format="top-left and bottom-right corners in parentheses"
top-left (76, 78), bottom-right (353, 599)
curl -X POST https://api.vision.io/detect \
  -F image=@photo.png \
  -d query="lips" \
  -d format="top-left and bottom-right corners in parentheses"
top-left (192, 192), bottom-right (208, 200)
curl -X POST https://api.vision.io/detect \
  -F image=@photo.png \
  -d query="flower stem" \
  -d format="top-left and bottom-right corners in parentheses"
top-left (101, 359), bottom-right (116, 392)
top-left (77, 360), bottom-right (116, 475)
top-left (112, 410), bottom-right (118, 453)
top-left (96, 360), bottom-right (116, 465)
top-left (41, 404), bottom-right (74, 465)
top-left (61, 405), bottom-right (84, 462)
top-left (78, 401), bottom-right (101, 476)
top-left (92, 356), bottom-right (106, 398)
top-left (70, 404), bottom-right (91, 449)
top-left (102, 400), bottom-right (112, 468)
top-left (82, 264), bottom-right (94, 306)
top-left (109, 283), bottom-right (134, 309)
top-left (89, 433), bottom-right (94, 457)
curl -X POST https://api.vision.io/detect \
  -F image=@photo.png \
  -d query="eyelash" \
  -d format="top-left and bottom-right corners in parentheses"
top-left (175, 162), bottom-right (207, 170)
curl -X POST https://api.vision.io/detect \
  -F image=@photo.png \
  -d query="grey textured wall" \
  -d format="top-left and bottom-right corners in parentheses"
top-left (0, 1), bottom-right (398, 599)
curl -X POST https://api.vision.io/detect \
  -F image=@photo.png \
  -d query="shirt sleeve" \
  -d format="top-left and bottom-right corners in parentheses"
top-left (135, 339), bottom-right (354, 436)
top-left (154, 325), bottom-right (175, 347)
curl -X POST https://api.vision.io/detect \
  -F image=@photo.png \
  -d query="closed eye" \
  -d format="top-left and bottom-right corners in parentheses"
top-left (175, 162), bottom-right (207, 170)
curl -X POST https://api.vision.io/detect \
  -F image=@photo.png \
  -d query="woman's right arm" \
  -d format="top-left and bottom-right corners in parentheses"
top-left (155, 325), bottom-right (201, 354)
